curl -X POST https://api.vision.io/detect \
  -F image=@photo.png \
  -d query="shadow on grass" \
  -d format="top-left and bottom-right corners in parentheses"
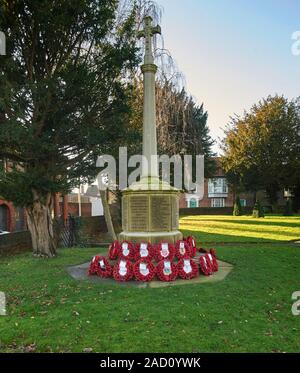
top-left (180, 229), bottom-right (281, 243)
top-left (181, 222), bottom-right (300, 238)
top-left (182, 217), bottom-right (300, 229)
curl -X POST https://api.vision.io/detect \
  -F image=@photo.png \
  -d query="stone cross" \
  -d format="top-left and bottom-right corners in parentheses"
top-left (137, 16), bottom-right (161, 64)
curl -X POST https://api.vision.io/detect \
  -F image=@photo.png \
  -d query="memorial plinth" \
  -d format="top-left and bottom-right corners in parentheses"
top-left (119, 178), bottom-right (182, 244)
top-left (119, 16), bottom-right (182, 244)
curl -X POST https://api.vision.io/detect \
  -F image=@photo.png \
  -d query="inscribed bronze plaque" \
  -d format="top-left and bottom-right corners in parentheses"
top-left (122, 195), bottom-right (129, 231)
top-left (129, 195), bottom-right (149, 231)
top-left (150, 195), bottom-right (171, 231)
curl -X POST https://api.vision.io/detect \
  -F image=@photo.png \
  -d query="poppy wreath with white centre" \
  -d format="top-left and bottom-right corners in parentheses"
top-left (206, 252), bottom-right (218, 272)
top-left (175, 240), bottom-right (192, 259)
top-left (108, 240), bottom-right (121, 260)
top-left (113, 259), bottom-right (133, 282)
top-left (156, 259), bottom-right (178, 281)
top-left (92, 255), bottom-right (112, 278)
top-left (177, 258), bottom-right (199, 280)
top-left (133, 259), bottom-right (156, 282)
top-left (199, 254), bottom-right (213, 276)
top-left (155, 242), bottom-right (175, 262)
top-left (119, 241), bottom-right (135, 260)
top-left (88, 255), bottom-right (102, 275)
top-left (185, 236), bottom-right (197, 257)
top-left (134, 242), bottom-right (154, 261)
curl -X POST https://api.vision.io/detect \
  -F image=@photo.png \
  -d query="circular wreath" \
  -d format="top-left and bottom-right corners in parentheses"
top-left (119, 241), bottom-right (135, 260)
top-left (156, 260), bottom-right (178, 281)
top-left (133, 259), bottom-right (156, 282)
top-left (199, 254), bottom-right (213, 276)
top-left (155, 242), bottom-right (175, 262)
top-left (206, 252), bottom-right (218, 272)
top-left (90, 255), bottom-right (112, 278)
top-left (177, 258), bottom-right (199, 280)
top-left (175, 240), bottom-right (192, 259)
top-left (108, 241), bottom-right (121, 260)
top-left (185, 236), bottom-right (197, 257)
top-left (88, 255), bottom-right (101, 275)
top-left (134, 242), bottom-right (154, 261)
top-left (209, 248), bottom-right (217, 258)
top-left (113, 259), bottom-right (133, 282)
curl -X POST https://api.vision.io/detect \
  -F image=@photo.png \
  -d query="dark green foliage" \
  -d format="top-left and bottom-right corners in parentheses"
top-left (252, 200), bottom-right (264, 218)
top-left (0, 0), bottom-right (139, 207)
top-left (233, 195), bottom-right (242, 216)
top-left (222, 95), bottom-right (300, 208)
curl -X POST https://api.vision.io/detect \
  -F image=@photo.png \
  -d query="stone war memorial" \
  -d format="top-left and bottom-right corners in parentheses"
top-left (69, 16), bottom-right (231, 286)
top-left (119, 16), bottom-right (182, 245)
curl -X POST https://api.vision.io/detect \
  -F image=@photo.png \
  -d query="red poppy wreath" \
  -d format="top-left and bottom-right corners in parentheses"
top-left (175, 240), bottom-right (192, 259)
top-left (155, 242), bottom-right (175, 262)
top-left (88, 255), bottom-right (101, 275)
top-left (185, 236), bottom-right (197, 257)
top-left (108, 240), bottom-right (121, 260)
top-left (206, 252), bottom-right (218, 272)
top-left (119, 241), bottom-right (135, 260)
top-left (177, 258), bottom-right (199, 280)
top-left (88, 255), bottom-right (112, 278)
top-left (199, 254), bottom-right (213, 276)
top-left (156, 260), bottom-right (178, 281)
top-left (113, 259), bottom-right (133, 282)
top-left (133, 259), bottom-right (156, 282)
top-left (134, 242), bottom-right (154, 260)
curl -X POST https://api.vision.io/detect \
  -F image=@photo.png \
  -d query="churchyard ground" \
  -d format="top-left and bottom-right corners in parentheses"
top-left (0, 215), bottom-right (300, 352)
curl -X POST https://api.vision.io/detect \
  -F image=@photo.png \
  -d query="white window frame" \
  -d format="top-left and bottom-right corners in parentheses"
top-left (208, 178), bottom-right (228, 195)
top-left (211, 198), bottom-right (225, 208)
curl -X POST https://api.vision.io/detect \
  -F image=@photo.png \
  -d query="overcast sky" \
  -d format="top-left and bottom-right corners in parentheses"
top-left (157, 0), bottom-right (300, 153)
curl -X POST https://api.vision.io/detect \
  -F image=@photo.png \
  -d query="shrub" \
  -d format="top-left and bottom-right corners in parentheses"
top-left (252, 200), bottom-right (264, 218)
top-left (233, 196), bottom-right (243, 216)
top-left (283, 199), bottom-right (293, 216)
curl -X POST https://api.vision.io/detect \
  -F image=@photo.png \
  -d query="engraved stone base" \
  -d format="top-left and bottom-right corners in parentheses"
top-left (119, 177), bottom-right (183, 244)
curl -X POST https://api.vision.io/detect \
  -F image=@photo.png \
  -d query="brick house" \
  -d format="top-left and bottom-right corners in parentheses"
top-left (179, 158), bottom-right (285, 209)
top-left (0, 199), bottom-right (26, 232)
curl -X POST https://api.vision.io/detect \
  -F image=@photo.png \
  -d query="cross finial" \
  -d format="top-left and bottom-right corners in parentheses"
top-left (137, 16), bottom-right (161, 64)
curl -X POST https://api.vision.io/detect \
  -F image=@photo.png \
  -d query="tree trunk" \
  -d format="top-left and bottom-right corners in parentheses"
top-left (26, 191), bottom-right (56, 257)
top-left (99, 189), bottom-right (117, 241)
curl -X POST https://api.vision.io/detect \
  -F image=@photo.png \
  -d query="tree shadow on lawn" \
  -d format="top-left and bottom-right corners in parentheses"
top-left (182, 217), bottom-right (300, 229)
top-left (181, 222), bottom-right (300, 238)
top-left (180, 229), bottom-right (287, 244)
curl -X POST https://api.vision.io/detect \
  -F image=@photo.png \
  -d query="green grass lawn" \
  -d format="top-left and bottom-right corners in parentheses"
top-left (0, 215), bottom-right (300, 352)
top-left (180, 215), bottom-right (300, 243)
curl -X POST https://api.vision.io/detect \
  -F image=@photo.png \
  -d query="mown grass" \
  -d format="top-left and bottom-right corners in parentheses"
top-left (0, 215), bottom-right (300, 352)
top-left (180, 215), bottom-right (300, 243)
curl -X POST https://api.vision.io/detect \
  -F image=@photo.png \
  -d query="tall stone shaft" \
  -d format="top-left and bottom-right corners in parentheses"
top-left (138, 16), bottom-right (161, 179)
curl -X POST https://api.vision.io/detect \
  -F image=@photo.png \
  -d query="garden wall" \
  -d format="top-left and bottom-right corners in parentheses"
top-left (179, 206), bottom-right (253, 215)
top-left (0, 231), bottom-right (32, 256)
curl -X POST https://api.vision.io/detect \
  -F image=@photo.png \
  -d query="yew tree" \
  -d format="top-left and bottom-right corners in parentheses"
top-left (0, 0), bottom-right (139, 257)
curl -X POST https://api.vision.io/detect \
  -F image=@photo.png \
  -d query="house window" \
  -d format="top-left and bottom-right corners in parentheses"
top-left (211, 198), bottom-right (225, 207)
top-left (240, 199), bottom-right (247, 207)
top-left (208, 178), bottom-right (228, 194)
top-left (189, 198), bottom-right (198, 208)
